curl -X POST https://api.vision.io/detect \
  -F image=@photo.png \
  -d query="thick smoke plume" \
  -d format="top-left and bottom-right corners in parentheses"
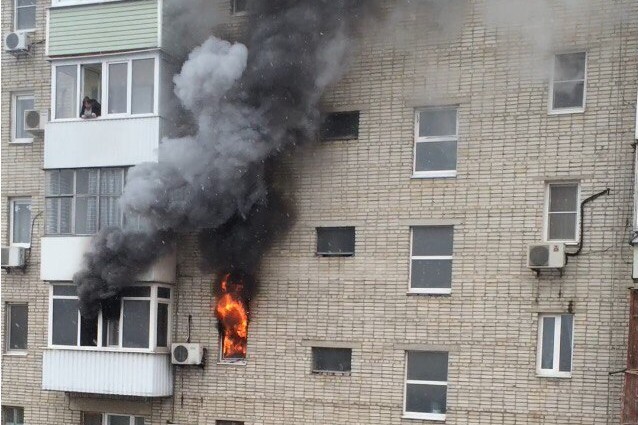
top-left (74, 0), bottom-right (380, 318)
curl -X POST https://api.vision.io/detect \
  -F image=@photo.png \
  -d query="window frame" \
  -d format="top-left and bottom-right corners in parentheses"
top-left (409, 226), bottom-right (454, 295)
top-left (9, 197), bottom-right (32, 248)
top-left (11, 92), bottom-right (34, 144)
top-left (412, 107), bottom-right (459, 179)
top-left (2, 406), bottom-right (24, 425)
top-left (319, 111), bottom-right (360, 141)
top-left (5, 303), bottom-right (28, 354)
top-left (51, 53), bottom-right (159, 121)
top-left (230, 0), bottom-right (248, 16)
top-left (311, 347), bottom-right (353, 374)
top-left (544, 182), bottom-right (581, 244)
top-left (403, 351), bottom-right (448, 421)
top-left (83, 412), bottom-right (146, 425)
top-left (549, 51), bottom-right (587, 114)
top-left (315, 226), bottom-right (356, 257)
top-left (14, 0), bottom-right (35, 32)
top-left (48, 283), bottom-right (172, 353)
top-left (536, 313), bottom-right (574, 378)
top-left (51, 0), bottom-right (126, 7)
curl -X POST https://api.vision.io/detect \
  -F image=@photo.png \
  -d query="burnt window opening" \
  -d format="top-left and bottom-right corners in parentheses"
top-left (316, 227), bottom-right (355, 256)
top-left (320, 111), bottom-right (359, 141)
top-left (312, 347), bottom-right (352, 373)
top-left (219, 333), bottom-right (247, 363)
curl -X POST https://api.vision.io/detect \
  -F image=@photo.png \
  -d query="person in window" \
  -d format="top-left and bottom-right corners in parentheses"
top-left (80, 96), bottom-right (101, 119)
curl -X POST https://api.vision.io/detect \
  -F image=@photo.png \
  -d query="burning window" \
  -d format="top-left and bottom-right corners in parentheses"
top-left (320, 111), bottom-right (359, 141)
top-left (312, 347), bottom-right (352, 373)
top-left (316, 227), bottom-right (355, 257)
top-left (215, 274), bottom-right (249, 362)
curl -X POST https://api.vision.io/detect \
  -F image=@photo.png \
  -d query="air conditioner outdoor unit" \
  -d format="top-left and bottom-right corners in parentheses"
top-left (4, 31), bottom-right (29, 53)
top-left (171, 343), bottom-right (204, 365)
top-left (1, 246), bottom-right (26, 269)
top-left (527, 243), bottom-right (566, 269)
top-left (24, 109), bottom-right (47, 133)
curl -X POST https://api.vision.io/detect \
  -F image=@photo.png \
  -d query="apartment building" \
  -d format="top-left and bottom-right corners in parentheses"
top-left (2, 0), bottom-right (638, 424)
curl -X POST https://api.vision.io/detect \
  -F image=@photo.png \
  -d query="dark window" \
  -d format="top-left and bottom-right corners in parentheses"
top-left (82, 413), bottom-right (102, 425)
top-left (316, 227), bottom-right (355, 256)
top-left (231, 0), bottom-right (247, 14)
top-left (156, 303), bottom-right (169, 347)
top-left (122, 300), bottom-right (150, 348)
top-left (2, 406), bottom-right (24, 425)
top-left (312, 347), bottom-right (352, 372)
top-left (320, 111), bottom-right (359, 140)
top-left (158, 287), bottom-right (171, 299)
top-left (216, 421), bottom-right (244, 425)
top-left (552, 52), bottom-right (586, 110)
top-left (52, 298), bottom-right (79, 346)
top-left (405, 351), bottom-right (448, 417)
top-left (7, 304), bottom-right (27, 351)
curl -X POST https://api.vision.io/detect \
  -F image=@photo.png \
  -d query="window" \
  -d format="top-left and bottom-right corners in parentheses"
top-left (45, 168), bottom-right (125, 235)
top-left (551, 52), bottom-right (586, 112)
top-left (404, 351), bottom-right (448, 420)
top-left (53, 57), bottom-right (156, 119)
top-left (320, 111), bottom-right (359, 140)
top-left (231, 0), bottom-right (247, 14)
top-left (410, 226), bottom-right (453, 294)
top-left (545, 183), bottom-right (579, 242)
top-left (2, 406), bottom-right (24, 425)
top-left (14, 0), bottom-right (35, 31)
top-left (83, 413), bottom-right (145, 425)
top-left (312, 347), bottom-right (352, 373)
top-left (413, 107), bottom-right (458, 178)
top-left (537, 314), bottom-right (574, 377)
top-left (50, 284), bottom-right (171, 351)
top-left (11, 93), bottom-right (34, 143)
top-left (216, 421), bottom-right (243, 425)
top-left (9, 198), bottom-right (31, 247)
top-left (6, 304), bottom-right (28, 352)
top-left (316, 227), bottom-right (355, 256)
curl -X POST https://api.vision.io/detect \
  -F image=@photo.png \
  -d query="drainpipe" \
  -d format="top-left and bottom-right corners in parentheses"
top-left (566, 188), bottom-right (611, 257)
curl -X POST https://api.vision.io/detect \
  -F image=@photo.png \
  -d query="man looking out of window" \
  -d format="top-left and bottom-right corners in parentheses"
top-left (80, 96), bottom-right (101, 119)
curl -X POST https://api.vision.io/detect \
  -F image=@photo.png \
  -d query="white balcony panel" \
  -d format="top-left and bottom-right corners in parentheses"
top-left (41, 236), bottom-right (176, 283)
top-left (44, 117), bottom-right (162, 169)
top-left (42, 349), bottom-right (172, 397)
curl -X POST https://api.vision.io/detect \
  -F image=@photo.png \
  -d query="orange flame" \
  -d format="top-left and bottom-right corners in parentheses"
top-left (215, 273), bottom-right (248, 359)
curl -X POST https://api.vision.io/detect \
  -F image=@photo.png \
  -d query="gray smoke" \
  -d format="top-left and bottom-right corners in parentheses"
top-left (74, 0), bottom-right (381, 318)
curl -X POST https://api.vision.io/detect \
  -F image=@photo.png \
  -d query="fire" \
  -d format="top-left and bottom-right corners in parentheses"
top-left (214, 273), bottom-right (248, 359)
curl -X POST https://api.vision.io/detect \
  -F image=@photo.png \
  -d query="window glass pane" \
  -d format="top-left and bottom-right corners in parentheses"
top-left (156, 303), bottom-right (168, 348)
top-left (76, 169), bottom-right (99, 195)
top-left (16, 5), bottom-right (35, 30)
top-left (45, 198), bottom-right (59, 234)
top-left (53, 285), bottom-right (77, 296)
top-left (99, 197), bottom-right (122, 229)
top-left (82, 413), bottom-right (102, 425)
top-left (132, 59), bottom-right (154, 114)
top-left (81, 63), bottom-right (102, 103)
top-left (410, 259), bottom-right (452, 289)
top-left (12, 200), bottom-right (31, 244)
top-left (75, 197), bottom-right (98, 234)
top-left (312, 347), bottom-right (352, 372)
top-left (80, 315), bottom-right (98, 347)
top-left (52, 299), bottom-right (78, 345)
top-left (407, 351), bottom-right (448, 381)
top-left (8, 304), bottom-right (28, 350)
top-left (412, 226), bottom-right (453, 256)
top-left (56, 65), bottom-right (78, 119)
top-left (158, 288), bottom-right (171, 299)
top-left (122, 300), bottom-right (150, 348)
top-left (559, 314), bottom-right (573, 372)
top-left (46, 171), bottom-right (60, 196)
top-left (60, 197), bottom-right (73, 234)
top-left (553, 81), bottom-right (584, 109)
top-left (18, 0), bottom-right (36, 5)
top-left (406, 383), bottom-right (447, 414)
top-left (15, 96), bottom-right (34, 139)
top-left (100, 169), bottom-right (123, 195)
top-left (320, 112), bottom-right (359, 140)
top-left (134, 418), bottom-right (145, 425)
top-left (2, 407), bottom-right (25, 425)
top-left (60, 170), bottom-right (74, 195)
top-left (541, 316), bottom-right (555, 369)
top-left (316, 227), bottom-right (355, 256)
top-left (555, 52), bottom-right (586, 81)
top-left (550, 185), bottom-right (578, 212)
top-left (102, 318), bottom-right (120, 347)
top-left (108, 63), bottom-right (128, 114)
top-left (121, 286), bottom-right (151, 298)
top-left (415, 141), bottom-right (457, 172)
top-left (108, 415), bottom-right (131, 425)
top-left (418, 109), bottom-right (457, 137)
top-left (548, 213), bottom-right (577, 240)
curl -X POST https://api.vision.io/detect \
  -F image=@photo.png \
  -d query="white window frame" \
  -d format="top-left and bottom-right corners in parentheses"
top-left (536, 314), bottom-right (574, 378)
top-left (549, 51), bottom-right (587, 115)
top-left (11, 93), bottom-right (34, 144)
top-left (48, 283), bottom-right (172, 354)
top-left (218, 333), bottom-right (247, 365)
top-left (9, 197), bottom-right (32, 248)
top-left (51, 0), bottom-right (127, 8)
top-left (408, 226), bottom-right (453, 295)
top-left (544, 182), bottom-right (580, 244)
top-left (403, 351), bottom-right (448, 421)
top-left (412, 107), bottom-right (458, 179)
top-left (51, 53), bottom-right (159, 122)
top-left (14, 0), bottom-right (35, 32)
top-left (84, 412), bottom-right (145, 425)
top-left (5, 303), bottom-right (28, 355)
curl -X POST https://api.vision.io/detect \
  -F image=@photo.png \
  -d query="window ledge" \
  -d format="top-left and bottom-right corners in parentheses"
top-left (407, 290), bottom-right (451, 296)
top-left (402, 413), bottom-right (446, 421)
top-left (50, 0), bottom-right (130, 8)
top-left (311, 370), bottom-right (351, 376)
top-left (218, 359), bottom-right (247, 366)
top-left (46, 346), bottom-right (169, 355)
top-left (10, 139), bottom-right (34, 145)
top-left (548, 108), bottom-right (585, 115)
top-left (4, 351), bottom-right (28, 357)
top-left (412, 171), bottom-right (457, 179)
top-left (536, 372), bottom-right (572, 379)
top-left (50, 114), bottom-right (159, 123)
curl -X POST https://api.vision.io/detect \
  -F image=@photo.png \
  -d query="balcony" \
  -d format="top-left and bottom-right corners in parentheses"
top-left (41, 236), bottom-right (176, 282)
top-left (42, 349), bottom-right (172, 397)
top-left (44, 116), bottom-right (164, 169)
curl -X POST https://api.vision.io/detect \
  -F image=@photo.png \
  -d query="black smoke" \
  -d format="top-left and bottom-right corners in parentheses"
top-left (74, 0), bottom-right (381, 318)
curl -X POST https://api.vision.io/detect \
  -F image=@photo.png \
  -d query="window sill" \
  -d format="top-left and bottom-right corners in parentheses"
top-left (9, 244), bottom-right (30, 249)
top-left (412, 171), bottom-right (457, 179)
top-left (50, 114), bottom-right (158, 123)
top-left (4, 351), bottom-right (28, 357)
top-left (51, 0), bottom-right (130, 8)
top-left (46, 346), bottom-right (170, 355)
top-left (402, 413), bottom-right (446, 421)
top-left (218, 359), bottom-right (247, 366)
top-left (311, 370), bottom-right (351, 376)
top-left (536, 372), bottom-right (572, 379)
top-left (548, 107), bottom-right (585, 115)
top-left (407, 289), bottom-right (451, 296)
top-left (10, 139), bottom-right (34, 144)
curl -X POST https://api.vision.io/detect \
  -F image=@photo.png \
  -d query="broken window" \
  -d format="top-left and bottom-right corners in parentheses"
top-left (312, 347), bottom-right (352, 373)
top-left (537, 314), bottom-right (573, 377)
top-left (316, 227), bottom-right (355, 256)
top-left (320, 111), bottom-right (360, 140)
top-left (413, 107), bottom-right (458, 177)
top-left (551, 52), bottom-right (586, 111)
top-left (546, 182), bottom-right (579, 242)
top-left (404, 351), bottom-right (448, 420)
top-left (6, 304), bottom-right (28, 352)
top-left (410, 226), bottom-right (453, 293)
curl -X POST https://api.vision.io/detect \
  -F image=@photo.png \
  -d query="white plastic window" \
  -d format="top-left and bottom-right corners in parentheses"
top-left (537, 314), bottom-right (574, 377)
top-left (12, 93), bottom-right (34, 143)
top-left (9, 198), bottom-right (31, 247)
top-left (6, 304), bottom-right (28, 352)
top-left (404, 351), bottom-right (448, 420)
top-left (413, 108), bottom-right (458, 178)
top-left (550, 52), bottom-right (586, 112)
top-left (546, 183), bottom-right (579, 242)
top-left (14, 0), bottom-right (35, 31)
top-left (410, 226), bottom-right (453, 294)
